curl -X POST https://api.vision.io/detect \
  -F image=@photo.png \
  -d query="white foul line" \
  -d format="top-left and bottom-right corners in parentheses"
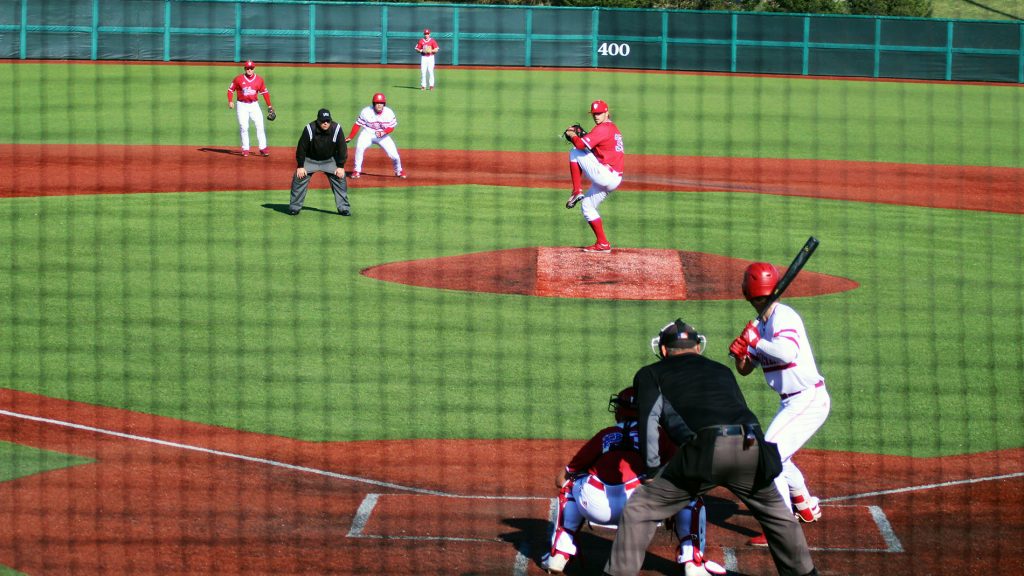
top-left (0, 408), bottom-right (543, 500)
top-left (819, 471), bottom-right (1024, 503)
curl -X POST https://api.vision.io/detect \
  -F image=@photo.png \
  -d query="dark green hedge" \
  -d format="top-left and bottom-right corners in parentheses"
top-left (373, 0), bottom-right (934, 17)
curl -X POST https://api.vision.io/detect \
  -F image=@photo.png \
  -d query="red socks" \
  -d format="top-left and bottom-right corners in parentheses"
top-left (569, 161), bottom-right (582, 192)
top-left (588, 218), bottom-right (608, 245)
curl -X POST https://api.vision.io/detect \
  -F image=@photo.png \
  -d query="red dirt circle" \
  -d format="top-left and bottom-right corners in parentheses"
top-left (361, 248), bottom-right (859, 300)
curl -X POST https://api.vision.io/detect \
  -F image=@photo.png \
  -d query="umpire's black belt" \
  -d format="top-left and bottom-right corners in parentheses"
top-left (701, 424), bottom-right (758, 437)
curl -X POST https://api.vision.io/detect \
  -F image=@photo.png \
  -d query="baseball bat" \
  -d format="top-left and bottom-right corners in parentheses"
top-left (756, 236), bottom-right (820, 322)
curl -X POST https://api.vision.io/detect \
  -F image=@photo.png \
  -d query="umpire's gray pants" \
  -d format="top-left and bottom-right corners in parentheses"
top-left (289, 158), bottom-right (349, 212)
top-left (604, 436), bottom-right (815, 576)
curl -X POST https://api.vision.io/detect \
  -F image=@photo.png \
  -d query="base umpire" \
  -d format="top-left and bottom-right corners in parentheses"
top-left (288, 108), bottom-right (351, 216)
top-left (603, 319), bottom-right (818, 576)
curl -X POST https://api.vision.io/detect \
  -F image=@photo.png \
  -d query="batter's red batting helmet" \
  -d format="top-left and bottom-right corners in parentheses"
top-left (372, 92), bottom-right (386, 104)
top-left (244, 60), bottom-right (255, 69)
top-left (590, 100), bottom-right (609, 114)
top-left (608, 387), bottom-right (638, 422)
top-left (742, 262), bottom-right (780, 300)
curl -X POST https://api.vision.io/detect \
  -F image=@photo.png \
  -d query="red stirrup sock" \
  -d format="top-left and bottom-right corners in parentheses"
top-left (569, 161), bottom-right (583, 192)
top-left (588, 218), bottom-right (608, 245)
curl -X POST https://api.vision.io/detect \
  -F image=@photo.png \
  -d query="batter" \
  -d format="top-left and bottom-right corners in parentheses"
top-left (730, 262), bottom-right (831, 545)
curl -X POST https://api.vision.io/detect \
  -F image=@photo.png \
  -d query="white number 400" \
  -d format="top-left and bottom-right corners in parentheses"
top-left (597, 42), bottom-right (631, 57)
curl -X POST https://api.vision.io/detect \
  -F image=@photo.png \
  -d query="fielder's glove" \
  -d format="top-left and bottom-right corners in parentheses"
top-left (563, 123), bottom-right (586, 144)
top-left (267, 106), bottom-right (276, 121)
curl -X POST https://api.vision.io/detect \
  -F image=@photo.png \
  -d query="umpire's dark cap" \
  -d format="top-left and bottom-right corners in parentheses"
top-left (317, 108), bottom-right (332, 123)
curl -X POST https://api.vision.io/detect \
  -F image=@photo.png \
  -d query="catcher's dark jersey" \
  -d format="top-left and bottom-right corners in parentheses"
top-left (565, 420), bottom-right (676, 484)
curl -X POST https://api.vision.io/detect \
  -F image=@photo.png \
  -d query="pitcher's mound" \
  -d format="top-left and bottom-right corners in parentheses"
top-left (361, 247), bottom-right (858, 301)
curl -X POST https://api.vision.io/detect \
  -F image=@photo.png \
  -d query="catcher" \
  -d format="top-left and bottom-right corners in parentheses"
top-left (540, 386), bottom-right (726, 576)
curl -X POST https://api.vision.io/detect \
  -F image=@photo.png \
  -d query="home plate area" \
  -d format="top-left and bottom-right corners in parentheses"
top-left (344, 492), bottom-right (903, 574)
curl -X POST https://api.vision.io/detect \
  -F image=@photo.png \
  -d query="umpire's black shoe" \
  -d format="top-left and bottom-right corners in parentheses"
top-left (339, 209), bottom-right (351, 216)
top-left (288, 208), bottom-right (300, 215)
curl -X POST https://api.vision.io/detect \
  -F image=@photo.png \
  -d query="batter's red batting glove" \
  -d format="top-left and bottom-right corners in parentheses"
top-left (729, 337), bottom-right (749, 360)
top-left (740, 321), bottom-right (761, 348)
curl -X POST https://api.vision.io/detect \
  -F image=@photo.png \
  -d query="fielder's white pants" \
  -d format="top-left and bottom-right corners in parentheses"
top-left (420, 55), bottom-right (436, 88)
top-left (235, 101), bottom-right (267, 151)
top-left (765, 385), bottom-right (831, 511)
top-left (570, 147), bottom-right (622, 222)
top-left (353, 131), bottom-right (403, 174)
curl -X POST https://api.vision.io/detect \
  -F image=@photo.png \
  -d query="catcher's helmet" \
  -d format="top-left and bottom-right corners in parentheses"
top-left (742, 262), bottom-right (780, 300)
top-left (244, 60), bottom-right (255, 69)
top-left (608, 387), bottom-right (638, 422)
top-left (372, 92), bottom-right (387, 105)
top-left (590, 100), bottom-right (609, 114)
top-left (650, 319), bottom-right (706, 358)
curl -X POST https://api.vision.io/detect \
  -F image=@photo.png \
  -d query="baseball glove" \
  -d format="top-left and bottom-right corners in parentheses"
top-left (267, 106), bottom-right (276, 121)
top-left (563, 123), bottom-right (586, 144)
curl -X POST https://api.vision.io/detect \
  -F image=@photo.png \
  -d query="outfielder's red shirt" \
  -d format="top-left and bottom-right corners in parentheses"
top-left (581, 120), bottom-right (624, 174)
top-left (227, 73), bottom-right (270, 104)
top-left (416, 37), bottom-right (439, 55)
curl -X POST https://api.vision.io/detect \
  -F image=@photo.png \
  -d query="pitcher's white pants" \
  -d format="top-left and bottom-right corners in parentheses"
top-left (570, 147), bottom-right (622, 222)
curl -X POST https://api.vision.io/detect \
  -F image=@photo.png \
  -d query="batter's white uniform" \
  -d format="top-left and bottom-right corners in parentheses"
top-left (350, 105), bottom-right (404, 176)
top-left (742, 302), bottom-right (831, 512)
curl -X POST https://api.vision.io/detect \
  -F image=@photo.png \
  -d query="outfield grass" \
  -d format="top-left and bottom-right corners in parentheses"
top-left (932, 0), bottom-right (1023, 21)
top-left (1, 183), bottom-right (1021, 457)
top-left (2, 63), bottom-right (1023, 167)
top-left (1, 62), bottom-right (1022, 459)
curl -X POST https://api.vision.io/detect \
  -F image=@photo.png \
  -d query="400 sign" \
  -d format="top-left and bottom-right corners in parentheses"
top-left (597, 42), bottom-right (631, 57)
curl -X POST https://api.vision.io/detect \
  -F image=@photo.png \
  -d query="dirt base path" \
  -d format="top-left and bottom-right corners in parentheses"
top-left (3, 145), bottom-right (1024, 214)
top-left (1, 389), bottom-right (1021, 575)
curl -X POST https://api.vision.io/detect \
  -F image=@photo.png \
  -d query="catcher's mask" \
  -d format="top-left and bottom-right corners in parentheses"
top-left (372, 92), bottom-right (387, 105)
top-left (742, 262), bottom-right (779, 300)
top-left (650, 319), bottom-right (706, 358)
top-left (608, 387), bottom-right (638, 422)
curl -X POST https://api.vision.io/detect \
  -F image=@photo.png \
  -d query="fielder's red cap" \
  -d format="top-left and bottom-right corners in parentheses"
top-left (424, 29), bottom-right (431, 35)
top-left (590, 100), bottom-right (609, 114)
top-left (244, 60), bottom-right (255, 69)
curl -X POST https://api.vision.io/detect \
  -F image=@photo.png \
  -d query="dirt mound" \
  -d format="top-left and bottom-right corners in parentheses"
top-left (362, 247), bottom-right (859, 300)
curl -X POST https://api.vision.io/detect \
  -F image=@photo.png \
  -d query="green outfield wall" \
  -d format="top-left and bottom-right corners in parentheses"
top-left (2, 0), bottom-right (1024, 82)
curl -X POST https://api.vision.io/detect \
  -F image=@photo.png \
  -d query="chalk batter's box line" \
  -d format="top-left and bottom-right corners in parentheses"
top-left (349, 494), bottom-right (902, 554)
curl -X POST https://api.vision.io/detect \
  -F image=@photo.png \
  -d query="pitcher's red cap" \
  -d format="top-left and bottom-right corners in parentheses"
top-left (591, 100), bottom-right (609, 114)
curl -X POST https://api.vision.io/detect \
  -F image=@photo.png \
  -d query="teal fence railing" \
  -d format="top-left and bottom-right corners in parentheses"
top-left (2, 0), bottom-right (1022, 83)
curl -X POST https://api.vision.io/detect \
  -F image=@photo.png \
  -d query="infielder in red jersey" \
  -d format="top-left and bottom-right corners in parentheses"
top-left (564, 100), bottom-right (624, 253)
top-left (730, 263), bottom-right (831, 546)
top-left (415, 29), bottom-right (439, 90)
top-left (227, 60), bottom-right (274, 157)
top-left (540, 387), bottom-right (725, 576)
